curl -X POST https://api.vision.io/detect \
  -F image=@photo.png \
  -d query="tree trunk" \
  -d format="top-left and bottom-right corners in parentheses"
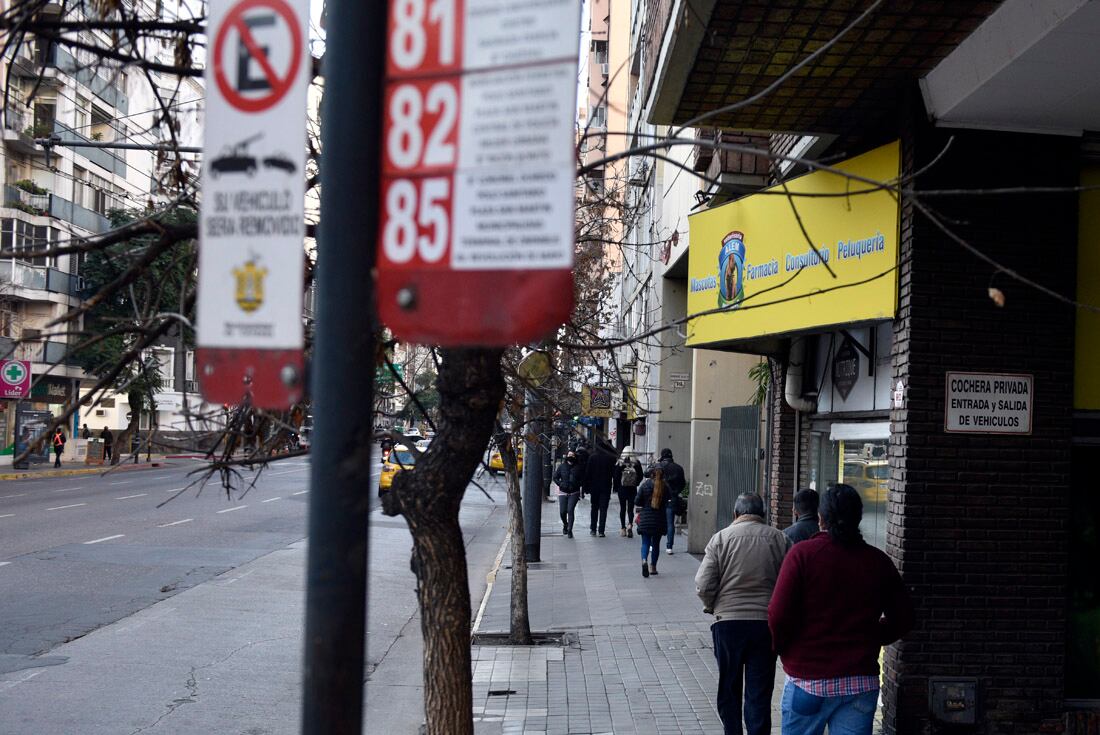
top-left (382, 348), bottom-right (504, 735)
top-left (497, 434), bottom-right (532, 645)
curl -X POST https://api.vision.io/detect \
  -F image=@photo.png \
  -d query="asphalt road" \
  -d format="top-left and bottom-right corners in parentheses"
top-left (0, 455), bottom-right (378, 671)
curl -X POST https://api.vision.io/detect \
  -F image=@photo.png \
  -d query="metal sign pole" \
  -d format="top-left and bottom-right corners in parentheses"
top-left (300, 0), bottom-right (386, 731)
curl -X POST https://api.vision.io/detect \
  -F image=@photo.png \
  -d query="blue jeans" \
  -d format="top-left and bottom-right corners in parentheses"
top-left (780, 680), bottom-right (878, 735)
top-left (712, 620), bottom-right (775, 735)
top-left (639, 533), bottom-right (661, 566)
top-left (665, 503), bottom-right (676, 549)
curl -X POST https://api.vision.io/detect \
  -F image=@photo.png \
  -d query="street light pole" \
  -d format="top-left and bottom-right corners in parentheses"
top-left (300, 0), bottom-right (386, 731)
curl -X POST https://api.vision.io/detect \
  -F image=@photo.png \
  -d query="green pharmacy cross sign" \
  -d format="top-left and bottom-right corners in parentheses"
top-left (0, 359), bottom-right (30, 399)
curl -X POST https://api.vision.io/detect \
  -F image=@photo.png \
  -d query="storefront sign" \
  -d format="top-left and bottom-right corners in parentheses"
top-left (945, 372), bottom-right (1033, 435)
top-left (581, 386), bottom-right (613, 418)
top-left (686, 142), bottom-right (900, 347)
top-left (0, 360), bottom-right (30, 399)
top-left (832, 339), bottom-right (859, 400)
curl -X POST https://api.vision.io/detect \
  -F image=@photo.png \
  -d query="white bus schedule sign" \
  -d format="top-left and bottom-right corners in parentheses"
top-left (944, 371), bottom-right (1033, 435)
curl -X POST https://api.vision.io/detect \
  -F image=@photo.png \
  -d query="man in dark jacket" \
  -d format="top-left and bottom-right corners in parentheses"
top-left (584, 439), bottom-right (617, 537)
top-left (553, 451), bottom-right (584, 538)
top-left (783, 489), bottom-right (820, 545)
top-left (657, 448), bottom-right (687, 554)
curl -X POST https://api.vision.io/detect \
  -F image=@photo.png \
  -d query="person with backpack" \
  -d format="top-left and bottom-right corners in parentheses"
top-left (614, 450), bottom-right (644, 538)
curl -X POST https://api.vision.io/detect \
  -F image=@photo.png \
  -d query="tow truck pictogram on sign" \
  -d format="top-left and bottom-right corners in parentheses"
top-left (213, 0), bottom-right (303, 113)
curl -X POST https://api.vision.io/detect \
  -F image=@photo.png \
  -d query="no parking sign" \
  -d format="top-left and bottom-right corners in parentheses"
top-left (198, 0), bottom-right (310, 408)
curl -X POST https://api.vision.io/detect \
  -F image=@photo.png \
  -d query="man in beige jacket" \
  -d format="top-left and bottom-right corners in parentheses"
top-left (695, 493), bottom-right (791, 735)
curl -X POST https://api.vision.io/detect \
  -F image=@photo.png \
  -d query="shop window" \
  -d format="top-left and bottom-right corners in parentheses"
top-left (810, 424), bottom-right (890, 551)
top-left (1068, 444), bottom-right (1100, 702)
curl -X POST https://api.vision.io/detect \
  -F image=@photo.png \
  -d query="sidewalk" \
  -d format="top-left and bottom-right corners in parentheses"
top-left (471, 498), bottom-right (785, 735)
top-left (0, 456), bottom-right (173, 481)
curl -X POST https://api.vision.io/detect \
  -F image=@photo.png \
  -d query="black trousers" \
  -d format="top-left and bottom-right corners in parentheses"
top-left (589, 490), bottom-right (611, 533)
top-left (617, 487), bottom-right (636, 528)
top-left (558, 492), bottom-right (579, 532)
top-left (711, 620), bottom-right (776, 735)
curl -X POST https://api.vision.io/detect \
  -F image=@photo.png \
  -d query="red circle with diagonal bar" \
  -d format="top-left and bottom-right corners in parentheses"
top-left (213, 0), bottom-right (303, 113)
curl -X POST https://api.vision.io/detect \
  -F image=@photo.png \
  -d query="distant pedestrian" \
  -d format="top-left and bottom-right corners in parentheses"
top-left (695, 494), bottom-right (790, 735)
top-left (101, 426), bottom-right (113, 462)
top-left (51, 427), bottom-right (66, 467)
top-left (585, 438), bottom-right (616, 537)
top-left (614, 450), bottom-right (643, 537)
top-left (553, 450), bottom-right (584, 538)
top-left (81, 424), bottom-right (91, 440)
top-left (769, 484), bottom-right (914, 735)
top-left (656, 448), bottom-right (686, 554)
top-left (635, 466), bottom-right (670, 577)
top-left (783, 489), bottom-right (820, 545)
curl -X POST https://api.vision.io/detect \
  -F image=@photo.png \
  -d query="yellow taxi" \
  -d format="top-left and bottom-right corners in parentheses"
top-left (379, 444), bottom-right (417, 496)
top-left (843, 459), bottom-right (888, 505)
top-left (488, 444), bottom-right (523, 476)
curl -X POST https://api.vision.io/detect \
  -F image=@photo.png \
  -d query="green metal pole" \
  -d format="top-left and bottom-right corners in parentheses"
top-left (300, 0), bottom-right (386, 731)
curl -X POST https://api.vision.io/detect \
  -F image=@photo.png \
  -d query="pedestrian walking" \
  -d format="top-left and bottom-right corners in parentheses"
top-left (635, 466), bottom-right (670, 577)
top-left (101, 426), bottom-right (113, 462)
top-left (783, 489), bottom-right (820, 545)
top-left (769, 484), bottom-right (914, 735)
top-left (552, 450), bottom-right (584, 538)
top-left (51, 427), bottom-right (66, 468)
top-left (585, 438), bottom-right (616, 537)
top-left (695, 493), bottom-right (791, 735)
top-left (614, 450), bottom-right (643, 537)
top-left (656, 448), bottom-right (686, 554)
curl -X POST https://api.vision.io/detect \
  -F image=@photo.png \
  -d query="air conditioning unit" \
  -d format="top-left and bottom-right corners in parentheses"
top-left (601, 63), bottom-right (609, 76)
top-left (94, 409), bottom-right (106, 417)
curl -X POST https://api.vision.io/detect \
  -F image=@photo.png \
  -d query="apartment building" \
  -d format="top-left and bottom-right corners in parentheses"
top-left (0, 0), bottom-right (204, 457)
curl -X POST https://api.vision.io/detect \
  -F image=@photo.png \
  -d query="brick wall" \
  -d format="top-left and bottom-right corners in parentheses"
top-left (768, 359), bottom-right (797, 527)
top-left (885, 112), bottom-right (1077, 733)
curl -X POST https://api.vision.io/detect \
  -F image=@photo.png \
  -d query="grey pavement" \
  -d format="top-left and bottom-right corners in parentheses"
top-left (0, 457), bottom-right (509, 734)
top-left (472, 495), bottom-right (785, 735)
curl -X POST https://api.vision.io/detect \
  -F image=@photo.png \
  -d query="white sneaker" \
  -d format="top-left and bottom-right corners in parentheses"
top-left (665, 548), bottom-right (673, 555)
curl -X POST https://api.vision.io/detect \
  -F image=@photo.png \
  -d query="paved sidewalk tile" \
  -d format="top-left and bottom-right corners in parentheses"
top-left (473, 496), bottom-right (786, 734)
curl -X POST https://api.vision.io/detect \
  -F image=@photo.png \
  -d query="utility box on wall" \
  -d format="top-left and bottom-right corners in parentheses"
top-left (929, 678), bottom-right (978, 725)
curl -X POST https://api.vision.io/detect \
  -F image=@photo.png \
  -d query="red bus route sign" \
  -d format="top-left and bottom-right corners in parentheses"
top-left (377, 0), bottom-right (581, 346)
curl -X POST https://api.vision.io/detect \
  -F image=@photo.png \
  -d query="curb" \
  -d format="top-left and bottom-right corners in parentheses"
top-left (472, 530), bottom-right (510, 634)
top-left (0, 460), bottom-right (172, 482)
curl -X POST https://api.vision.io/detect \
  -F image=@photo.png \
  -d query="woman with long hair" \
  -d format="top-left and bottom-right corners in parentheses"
top-left (634, 466), bottom-right (670, 577)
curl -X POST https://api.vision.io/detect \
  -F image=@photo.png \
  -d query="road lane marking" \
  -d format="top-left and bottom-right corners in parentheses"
top-left (54, 486), bottom-right (83, 493)
top-left (115, 493), bottom-right (148, 500)
top-left (269, 468), bottom-right (308, 476)
top-left (216, 505), bottom-right (247, 514)
top-left (0, 514), bottom-right (14, 519)
top-left (292, 490), bottom-right (309, 495)
top-left (166, 487), bottom-right (188, 493)
top-left (158, 518), bottom-right (193, 527)
top-left (109, 480), bottom-right (135, 486)
top-left (261, 497), bottom-right (281, 503)
top-left (0, 670), bottom-right (41, 692)
top-left (47, 503), bottom-right (87, 511)
top-left (0, 493), bottom-right (26, 499)
top-left (148, 474), bottom-right (174, 479)
top-left (0, 561), bottom-right (10, 567)
top-left (84, 534), bottom-right (124, 545)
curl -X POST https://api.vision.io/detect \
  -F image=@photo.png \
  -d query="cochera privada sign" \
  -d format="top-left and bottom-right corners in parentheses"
top-left (944, 372), bottom-right (1033, 435)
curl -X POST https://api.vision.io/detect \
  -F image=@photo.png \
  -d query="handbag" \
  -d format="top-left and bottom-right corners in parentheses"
top-left (675, 493), bottom-right (688, 515)
top-left (633, 511), bottom-right (641, 526)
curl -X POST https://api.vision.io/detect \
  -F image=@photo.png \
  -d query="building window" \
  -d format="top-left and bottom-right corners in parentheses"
top-left (0, 218), bottom-right (52, 266)
top-left (592, 40), bottom-right (608, 66)
top-left (809, 423), bottom-right (890, 551)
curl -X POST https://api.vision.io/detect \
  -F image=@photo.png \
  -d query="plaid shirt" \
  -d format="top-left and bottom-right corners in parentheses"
top-left (789, 674), bottom-right (880, 697)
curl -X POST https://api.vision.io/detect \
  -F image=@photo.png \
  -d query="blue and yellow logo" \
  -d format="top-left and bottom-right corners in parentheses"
top-left (718, 231), bottom-right (746, 309)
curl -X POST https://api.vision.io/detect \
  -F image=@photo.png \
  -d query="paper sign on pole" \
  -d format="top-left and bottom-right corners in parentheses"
top-left (377, 0), bottom-right (581, 345)
top-left (197, 0), bottom-right (310, 407)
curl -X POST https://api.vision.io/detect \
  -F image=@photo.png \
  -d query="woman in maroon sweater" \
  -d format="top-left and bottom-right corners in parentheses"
top-left (768, 484), bottom-right (914, 734)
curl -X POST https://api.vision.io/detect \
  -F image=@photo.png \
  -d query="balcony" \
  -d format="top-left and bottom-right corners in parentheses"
top-left (10, 340), bottom-right (72, 365)
top-left (3, 185), bottom-right (50, 216)
top-left (1, 106), bottom-right (47, 156)
top-left (48, 194), bottom-right (110, 234)
top-left (53, 121), bottom-right (127, 177)
top-left (0, 260), bottom-right (85, 297)
top-left (10, 43), bottom-right (128, 114)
